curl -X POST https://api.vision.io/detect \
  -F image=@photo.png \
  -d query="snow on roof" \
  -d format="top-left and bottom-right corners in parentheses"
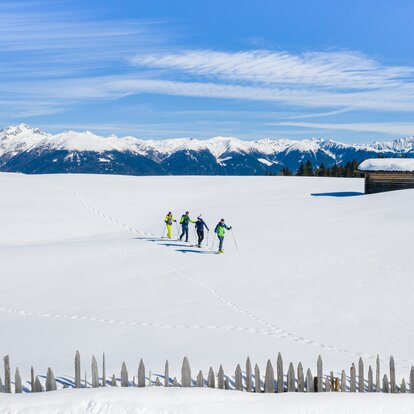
top-left (358, 158), bottom-right (414, 172)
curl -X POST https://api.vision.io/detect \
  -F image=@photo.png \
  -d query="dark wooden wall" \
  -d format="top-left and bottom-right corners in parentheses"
top-left (364, 172), bottom-right (414, 194)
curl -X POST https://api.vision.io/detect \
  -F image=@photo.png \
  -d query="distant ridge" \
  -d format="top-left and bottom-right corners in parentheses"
top-left (1, 124), bottom-right (413, 175)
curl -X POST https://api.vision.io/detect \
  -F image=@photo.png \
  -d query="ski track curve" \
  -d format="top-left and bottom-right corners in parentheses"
top-left (57, 186), bottom-right (414, 369)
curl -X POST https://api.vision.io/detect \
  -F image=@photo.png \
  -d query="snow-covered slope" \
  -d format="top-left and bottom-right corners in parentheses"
top-left (1, 124), bottom-right (414, 175)
top-left (1, 388), bottom-right (413, 414)
top-left (1, 173), bottom-right (413, 389)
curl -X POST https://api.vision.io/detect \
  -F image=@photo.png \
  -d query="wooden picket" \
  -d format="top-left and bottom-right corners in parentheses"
top-left (46, 368), bottom-right (57, 391)
top-left (235, 364), bottom-right (243, 391)
top-left (218, 365), bottom-right (224, 390)
top-left (297, 363), bottom-right (304, 392)
top-left (277, 353), bottom-right (283, 393)
top-left (264, 359), bottom-right (275, 393)
top-left (246, 357), bottom-right (252, 392)
top-left (254, 364), bottom-right (261, 393)
top-left (207, 367), bottom-right (215, 388)
top-left (181, 357), bottom-right (191, 387)
top-left (15, 368), bottom-right (22, 393)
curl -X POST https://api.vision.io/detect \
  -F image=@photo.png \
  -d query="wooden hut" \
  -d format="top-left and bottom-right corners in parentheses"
top-left (358, 158), bottom-right (414, 194)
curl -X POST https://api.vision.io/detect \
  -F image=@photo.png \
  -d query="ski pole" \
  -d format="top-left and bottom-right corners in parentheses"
top-left (161, 225), bottom-right (166, 238)
top-left (231, 228), bottom-right (239, 251)
top-left (210, 236), bottom-right (216, 252)
top-left (176, 222), bottom-right (180, 238)
top-left (206, 230), bottom-right (209, 246)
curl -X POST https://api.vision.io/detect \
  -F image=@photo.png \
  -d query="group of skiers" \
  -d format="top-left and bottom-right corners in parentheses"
top-left (164, 212), bottom-right (232, 254)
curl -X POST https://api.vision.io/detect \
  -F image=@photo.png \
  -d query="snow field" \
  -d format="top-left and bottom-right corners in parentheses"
top-left (1, 387), bottom-right (414, 414)
top-left (0, 173), bottom-right (413, 387)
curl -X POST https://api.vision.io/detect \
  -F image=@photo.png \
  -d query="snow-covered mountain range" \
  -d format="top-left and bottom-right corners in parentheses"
top-left (1, 124), bottom-right (413, 175)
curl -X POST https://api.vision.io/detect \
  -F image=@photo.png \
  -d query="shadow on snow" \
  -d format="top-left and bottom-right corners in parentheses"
top-left (311, 191), bottom-right (363, 197)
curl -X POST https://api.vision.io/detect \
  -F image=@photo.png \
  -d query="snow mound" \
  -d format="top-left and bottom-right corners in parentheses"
top-left (358, 158), bottom-right (414, 172)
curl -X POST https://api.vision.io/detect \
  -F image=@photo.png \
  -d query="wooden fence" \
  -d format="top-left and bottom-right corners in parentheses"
top-left (1, 352), bottom-right (414, 394)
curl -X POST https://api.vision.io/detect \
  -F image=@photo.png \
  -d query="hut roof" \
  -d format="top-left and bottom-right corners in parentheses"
top-left (358, 158), bottom-right (414, 172)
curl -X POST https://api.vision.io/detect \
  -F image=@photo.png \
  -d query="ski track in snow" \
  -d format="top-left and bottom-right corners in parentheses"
top-left (0, 306), bottom-right (277, 336)
top-left (14, 185), bottom-right (407, 370)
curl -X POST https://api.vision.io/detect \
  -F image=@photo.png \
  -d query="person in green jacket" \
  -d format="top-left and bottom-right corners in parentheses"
top-left (214, 218), bottom-right (232, 253)
top-left (179, 211), bottom-right (195, 242)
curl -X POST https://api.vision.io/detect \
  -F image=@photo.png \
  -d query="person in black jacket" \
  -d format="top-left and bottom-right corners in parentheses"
top-left (195, 215), bottom-right (209, 247)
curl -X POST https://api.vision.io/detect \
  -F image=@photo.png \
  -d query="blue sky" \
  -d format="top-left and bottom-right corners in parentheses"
top-left (1, 0), bottom-right (414, 142)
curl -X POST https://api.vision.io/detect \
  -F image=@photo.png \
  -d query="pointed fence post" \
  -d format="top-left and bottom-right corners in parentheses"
top-left (164, 360), bottom-right (169, 387)
top-left (218, 365), bottom-right (224, 390)
top-left (306, 368), bottom-right (313, 392)
top-left (390, 356), bottom-right (396, 393)
top-left (34, 376), bottom-right (43, 392)
top-left (277, 353), bottom-right (284, 393)
top-left (3, 355), bottom-right (11, 393)
top-left (325, 375), bottom-right (331, 392)
top-left (91, 356), bottom-right (99, 388)
top-left (264, 359), bottom-right (275, 393)
top-left (316, 356), bottom-right (323, 392)
top-left (297, 363), bottom-right (304, 392)
top-left (155, 377), bottom-right (161, 386)
top-left (208, 367), bottom-right (215, 388)
top-left (341, 370), bottom-right (346, 392)
top-left (410, 366), bottom-right (414, 393)
top-left (358, 358), bottom-right (364, 392)
top-left (0, 376), bottom-right (4, 393)
top-left (368, 366), bottom-right (373, 392)
top-left (15, 368), bottom-right (22, 393)
top-left (172, 377), bottom-right (179, 387)
top-left (111, 374), bottom-right (117, 386)
top-left (196, 371), bottom-right (204, 387)
top-left (102, 353), bottom-right (106, 387)
top-left (31, 367), bottom-right (35, 393)
top-left (138, 359), bottom-right (145, 387)
top-left (382, 374), bottom-right (390, 393)
top-left (224, 377), bottom-right (230, 390)
top-left (246, 357), bottom-right (252, 392)
top-left (350, 364), bottom-right (356, 392)
top-left (181, 357), bottom-right (191, 387)
top-left (287, 363), bottom-right (295, 392)
top-left (254, 364), bottom-right (261, 393)
top-left (376, 355), bottom-right (381, 392)
top-left (75, 351), bottom-right (81, 389)
top-left (121, 362), bottom-right (128, 387)
top-left (46, 368), bottom-right (57, 391)
top-left (401, 378), bottom-right (407, 393)
top-left (235, 364), bottom-right (243, 391)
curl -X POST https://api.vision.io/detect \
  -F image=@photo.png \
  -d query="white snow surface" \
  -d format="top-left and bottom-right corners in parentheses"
top-left (1, 173), bottom-right (414, 392)
top-left (358, 158), bottom-right (414, 172)
top-left (1, 388), bottom-right (413, 414)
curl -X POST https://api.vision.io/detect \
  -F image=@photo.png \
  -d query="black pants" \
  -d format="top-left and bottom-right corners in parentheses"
top-left (197, 230), bottom-right (204, 246)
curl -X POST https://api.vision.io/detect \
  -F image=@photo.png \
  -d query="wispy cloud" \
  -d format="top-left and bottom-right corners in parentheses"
top-left (4, 75), bottom-right (414, 112)
top-left (133, 49), bottom-right (414, 89)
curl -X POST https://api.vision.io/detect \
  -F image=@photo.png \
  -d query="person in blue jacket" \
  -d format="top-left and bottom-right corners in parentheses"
top-left (195, 215), bottom-right (209, 247)
top-left (179, 211), bottom-right (195, 242)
